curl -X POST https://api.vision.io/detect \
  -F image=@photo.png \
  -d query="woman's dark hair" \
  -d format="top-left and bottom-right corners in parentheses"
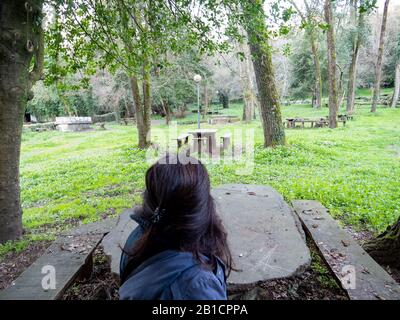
top-left (120, 153), bottom-right (232, 284)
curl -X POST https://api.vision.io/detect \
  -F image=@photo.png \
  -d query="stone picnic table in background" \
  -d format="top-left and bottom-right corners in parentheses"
top-left (55, 117), bottom-right (93, 132)
top-left (284, 117), bottom-right (347, 129)
top-left (188, 128), bottom-right (218, 155)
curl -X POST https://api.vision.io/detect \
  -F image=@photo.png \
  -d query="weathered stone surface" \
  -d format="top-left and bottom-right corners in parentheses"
top-left (293, 200), bottom-right (400, 300)
top-left (0, 220), bottom-right (110, 300)
top-left (212, 184), bottom-right (311, 285)
top-left (101, 209), bottom-right (137, 276)
top-left (65, 217), bottom-right (116, 237)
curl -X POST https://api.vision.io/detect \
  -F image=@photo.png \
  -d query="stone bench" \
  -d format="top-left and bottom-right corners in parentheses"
top-left (292, 200), bottom-right (400, 300)
top-left (285, 118), bottom-right (347, 129)
top-left (208, 116), bottom-right (240, 125)
top-left (0, 219), bottom-right (114, 300)
top-left (220, 133), bottom-right (231, 151)
top-left (24, 122), bottom-right (56, 132)
top-left (92, 112), bottom-right (118, 123)
top-left (121, 117), bottom-right (135, 125)
top-left (55, 117), bottom-right (93, 132)
top-left (172, 133), bottom-right (191, 149)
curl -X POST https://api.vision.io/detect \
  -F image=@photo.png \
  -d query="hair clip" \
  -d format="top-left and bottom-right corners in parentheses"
top-left (150, 207), bottom-right (165, 224)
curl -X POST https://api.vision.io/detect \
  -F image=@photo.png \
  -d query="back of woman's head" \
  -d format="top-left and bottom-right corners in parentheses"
top-left (121, 154), bottom-right (232, 283)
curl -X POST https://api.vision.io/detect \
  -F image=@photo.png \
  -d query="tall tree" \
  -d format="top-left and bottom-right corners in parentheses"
top-left (237, 42), bottom-right (257, 122)
top-left (346, 0), bottom-right (366, 113)
top-left (0, 0), bottom-right (44, 243)
top-left (324, 0), bottom-right (339, 128)
top-left (290, 0), bottom-right (323, 109)
top-left (391, 34), bottom-right (400, 108)
top-left (371, 0), bottom-right (390, 113)
top-left (242, 0), bottom-right (286, 146)
top-left (49, 1), bottom-right (158, 148)
top-left (392, 63), bottom-right (400, 108)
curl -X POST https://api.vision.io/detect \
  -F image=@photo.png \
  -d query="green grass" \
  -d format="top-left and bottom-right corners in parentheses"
top-left (355, 87), bottom-right (393, 97)
top-left (1, 100), bottom-right (399, 259)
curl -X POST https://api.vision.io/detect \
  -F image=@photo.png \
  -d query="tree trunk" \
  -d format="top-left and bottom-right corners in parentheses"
top-left (124, 96), bottom-right (131, 118)
top-left (162, 99), bottom-right (171, 125)
top-left (371, 0), bottom-right (390, 113)
top-left (124, 95), bottom-right (135, 118)
top-left (391, 63), bottom-right (400, 108)
top-left (337, 63), bottom-right (345, 109)
top-left (242, 93), bottom-right (253, 122)
top-left (289, 0), bottom-right (322, 109)
top-left (324, 0), bottom-right (339, 128)
top-left (238, 43), bottom-right (255, 122)
top-left (130, 71), bottom-right (150, 149)
top-left (0, 0), bottom-right (44, 243)
top-left (346, 44), bottom-right (360, 113)
top-left (310, 31), bottom-right (323, 109)
top-left (219, 91), bottom-right (229, 109)
top-left (202, 80), bottom-right (209, 119)
top-left (363, 216), bottom-right (400, 269)
top-left (245, 2), bottom-right (285, 147)
top-left (141, 64), bottom-right (151, 147)
top-left (346, 0), bottom-right (363, 114)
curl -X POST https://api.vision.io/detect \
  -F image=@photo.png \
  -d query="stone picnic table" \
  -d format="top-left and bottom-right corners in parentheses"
top-left (285, 117), bottom-right (347, 129)
top-left (103, 184), bottom-right (311, 286)
top-left (188, 128), bottom-right (218, 155)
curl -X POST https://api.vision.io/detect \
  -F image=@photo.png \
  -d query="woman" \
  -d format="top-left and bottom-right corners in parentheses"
top-left (119, 154), bottom-right (232, 300)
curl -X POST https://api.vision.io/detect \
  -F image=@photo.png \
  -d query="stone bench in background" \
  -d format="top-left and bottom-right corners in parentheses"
top-left (23, 122), bottom-right (56, 132)
top-left (92, 112), bottom-right (119, 124)
top-left (208, 115), bottom-right (240, 125)
top-left (55, 117), bottom-right (93, 132)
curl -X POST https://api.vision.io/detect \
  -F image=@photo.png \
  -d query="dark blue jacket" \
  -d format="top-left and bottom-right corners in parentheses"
top-left (119, 214), bottom-right (227, 300)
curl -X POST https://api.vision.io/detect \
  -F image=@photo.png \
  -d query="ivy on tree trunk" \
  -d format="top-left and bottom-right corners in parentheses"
top-left (391, 63), bottom-right (400, 108)
top-left (0, 0), bottom-right (44, 243)
top-left (130, 68), bottom-right (151, 149)
top-left (363, 216), bottom-right (400, 269)
top-left (243, 0), bottom-right (285, 147)
top-left (309, 31), bottom-right (323, 109)
top-left (346, 0), bottom-right (364, 114)
top-left (371, 0), bottom-right (390, 113)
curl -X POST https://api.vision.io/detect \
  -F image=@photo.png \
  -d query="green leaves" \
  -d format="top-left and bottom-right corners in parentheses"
top-left (359, 0), bottom-right (378, 14)
top-left (282, 7), bottom-right (295, 22)
top-left (43, 0), bottom-right (300, 88)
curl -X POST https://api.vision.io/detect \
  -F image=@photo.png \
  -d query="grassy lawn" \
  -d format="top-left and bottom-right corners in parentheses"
top-left (1, 101), bottom-right (399, 258)
top-left (355, 87), bottom-right (393, 97)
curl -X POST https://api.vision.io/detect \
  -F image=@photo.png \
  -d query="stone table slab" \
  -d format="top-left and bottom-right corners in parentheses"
top-left (212, 184), bottom-right (311, 285)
